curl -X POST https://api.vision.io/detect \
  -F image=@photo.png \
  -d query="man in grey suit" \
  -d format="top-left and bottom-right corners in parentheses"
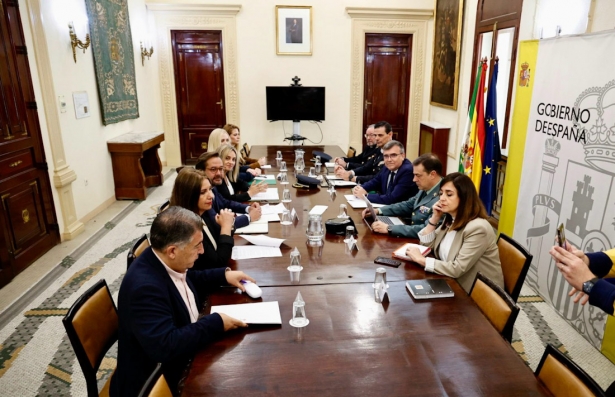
top-left (362, 153), bottom-right (443, 238)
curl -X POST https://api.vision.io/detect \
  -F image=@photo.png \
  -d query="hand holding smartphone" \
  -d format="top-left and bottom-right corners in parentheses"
top-left (556, 223), bottom-right (567, 249)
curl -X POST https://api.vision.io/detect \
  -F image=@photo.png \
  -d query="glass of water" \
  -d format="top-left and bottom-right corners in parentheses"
top-left (306, 214), bottom-right (324, 242)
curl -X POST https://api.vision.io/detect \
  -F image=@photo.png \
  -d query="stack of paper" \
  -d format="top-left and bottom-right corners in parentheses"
top-left (250, 188), bottom-right (280, 201)
top-left (211, 301), bottom-right (282, 324)
top-left (235, 219), bottom-right (268, 234)
top-left (231, 234), bottom-right (285, 259)
top-left (330, 180), bottom-right (357, 187)
top-left (344, 195), bottom-right (385, 209)
top-left (309, 205), bottom-right (328, 215)
top-left (393, 243), bottom-right (431, 261)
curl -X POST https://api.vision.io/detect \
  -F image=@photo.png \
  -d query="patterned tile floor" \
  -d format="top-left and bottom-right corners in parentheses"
top-left (0, 172), bottom-right (614, 396)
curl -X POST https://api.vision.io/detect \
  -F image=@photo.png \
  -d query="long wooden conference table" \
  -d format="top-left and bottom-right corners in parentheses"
top-left (180, 145), bottom-right (549, 396)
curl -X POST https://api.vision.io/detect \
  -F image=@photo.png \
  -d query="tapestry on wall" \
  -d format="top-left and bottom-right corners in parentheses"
top-left (503, 31), bottom-right (615, 363)
top-left (85, 0), bottom-right (139, 125)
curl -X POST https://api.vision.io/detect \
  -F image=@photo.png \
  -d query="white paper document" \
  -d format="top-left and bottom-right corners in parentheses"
top-left (344, 195), bottom-right (385, 209)
top-left (235, 219), bottom-right (269, 234)
top-left (261, 203), bottom-right (286, 215)
top-left (330, 180), bottom-right (357, 187)
top-left (325, 162), bottom-right (336, 168)
top-left (250, 188), bottom-right (279, 201)
top-left (325, 175), bottom-right (342, 180)
top-left (261, 213), bottom-right (281, 222)
top-left (309, 205), bottom-right (328, 215)
top-left (211, 301), bottom-right (282, 325)
top-left (240, 234), bottom-right (285, 247)
top-left (231, 246), bottom-right (282, 260)
top-left (260, 165), bottom-right (272, 169)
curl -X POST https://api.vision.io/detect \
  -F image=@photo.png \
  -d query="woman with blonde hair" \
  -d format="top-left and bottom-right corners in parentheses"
top-left (216, 145), bottom-right (267, 202)
top-left (403, 172), bottom-right (504, 293)
top-left (207, 128), bottom-right (231, 153)
top-left (223, 124), bottom-right (266, 169)
top-left (170, 168), bottom-right (234, 270)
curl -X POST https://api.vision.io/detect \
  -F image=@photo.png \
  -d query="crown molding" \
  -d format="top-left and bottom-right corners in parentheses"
top-left (146, 3), bottom-right (241, 15)
top-left (345, 7), bottom-right (433, 20)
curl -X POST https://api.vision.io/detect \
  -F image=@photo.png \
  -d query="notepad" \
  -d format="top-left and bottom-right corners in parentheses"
top-left (330, 180), bottom-right (357, 187)
top-left (406, 279), bottom-right (454, 299)
top-left (211, 301), bottom-right (282, 324)
top-left (344, 195), bottom-right (384, 209)
top-left (235, 219), bottom-right (269, 234)
top-left (250, 188), bottom-right (280, 201)
top-left (393, 243), bottom-right (431, 261)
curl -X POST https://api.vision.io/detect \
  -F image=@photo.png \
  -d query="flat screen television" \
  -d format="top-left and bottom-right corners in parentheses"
top-left (266, 86), bottom-right (325, 121)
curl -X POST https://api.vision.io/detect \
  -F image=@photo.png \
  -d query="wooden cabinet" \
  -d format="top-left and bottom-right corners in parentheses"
top-left (107, 132), bottom-right (164, 200)
top-left (419, 121), bottom-right (450, 171)
top-left (0, 0), bottom-right (60, 288)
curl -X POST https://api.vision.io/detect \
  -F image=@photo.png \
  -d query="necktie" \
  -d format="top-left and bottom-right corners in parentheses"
top-left (387, 171), bottom-right (396, 192)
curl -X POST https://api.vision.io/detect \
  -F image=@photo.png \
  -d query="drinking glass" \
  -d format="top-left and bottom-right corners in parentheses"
top-left (308, 167), bottom-right (316, 177)
top-left (280, 209), bottom-right (292, 225)
top-left (280, 172), bottom-right (289, 185)
top-left (282, 188), bottom-right (292, 203)
top-left (306, 214), bottom-right (324, 242)
top-left (291, 299), bottom-right (308, 327)
top-left (276, 150), bottom-right (283, 160)
top-left (315, 163), bottom-right (322, 173)
top-left (338, 204), bottom-right (348, 218)
top-left (345, 226), bottom-right (355, 241)
top-left (280, 161), bottom-right (287, 172)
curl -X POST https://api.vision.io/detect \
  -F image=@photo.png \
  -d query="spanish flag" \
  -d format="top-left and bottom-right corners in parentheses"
top-left (459, 64), bottom-right (481, 173)
top-left (459, 61), bottom-right (488, 191)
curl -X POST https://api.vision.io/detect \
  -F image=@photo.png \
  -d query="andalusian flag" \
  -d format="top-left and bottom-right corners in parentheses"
top-left (479, 60), bottom-right (502, 215)
top-left (459, 64), bottom-right (481, 173)
top-left (460, 61), bottom-right (488, 191)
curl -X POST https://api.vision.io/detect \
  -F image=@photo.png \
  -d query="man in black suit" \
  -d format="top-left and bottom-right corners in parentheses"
top-left (196, 152), bottom-right (261, 229)
top-left (334, 121), bottom-right (393, 184)
top-left (111, 207), bottom-right (254, 397)
top-left (333, 124), bottom-right (378, 169)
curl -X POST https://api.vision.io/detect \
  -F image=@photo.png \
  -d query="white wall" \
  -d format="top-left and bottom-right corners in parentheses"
top-left (21, 0), bottom-right (164, 232)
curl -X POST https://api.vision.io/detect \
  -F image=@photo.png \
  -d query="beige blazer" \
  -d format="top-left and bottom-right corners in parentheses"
top-left (426, 218), bottom-right (503, 293)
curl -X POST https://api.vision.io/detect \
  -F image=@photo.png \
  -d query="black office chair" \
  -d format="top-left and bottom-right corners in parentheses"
top-left (535, 344), bottom-right (606, 396)
top-left (62, 280), bottom-right (118, 397)
top-left (469, 272), bottom-right (520, 343)
top-left (243, 142), bottom-right (251, 155)
top-left (138, 363), bottom-right (173, 397)
top-left (158, 199), bottom-right (170, 214)
top-left (497, 233), bottom-right (532, 302)
top-left (127, 234), bottom-right (150, 269)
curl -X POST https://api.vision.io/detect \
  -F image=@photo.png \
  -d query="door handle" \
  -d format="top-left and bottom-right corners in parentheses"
top-left (216, 100), bottom-right (224, 110)
top-left (365, 100), bottom-right (372, 110)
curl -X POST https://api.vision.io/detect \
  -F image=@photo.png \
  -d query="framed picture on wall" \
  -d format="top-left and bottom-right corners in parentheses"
top-left (429, 0), bottom-right (464, 110)
top-left (275, 5), bottom-right (312, 55)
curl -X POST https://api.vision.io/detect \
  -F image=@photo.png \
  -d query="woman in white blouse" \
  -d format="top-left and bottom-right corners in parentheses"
top-left (404, 172), bottom-right (504, 293)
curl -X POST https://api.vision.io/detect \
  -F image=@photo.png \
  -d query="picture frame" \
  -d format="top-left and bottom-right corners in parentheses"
top-left (275, 5), bottom-right (312, 56)
top-left (429, 0), bottom-right (464, 110)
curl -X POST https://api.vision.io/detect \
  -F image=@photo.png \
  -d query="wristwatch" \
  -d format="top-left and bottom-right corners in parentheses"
top-left (387, 225), bottom-right (393, 235)
top-left (582, 277), bottom-right (599, 294)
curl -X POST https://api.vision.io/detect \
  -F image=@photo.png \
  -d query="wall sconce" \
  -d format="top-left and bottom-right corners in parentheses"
top-left (140, 42), bottom-right (154, 66)
top-left (68, 22), bottom-right (90, 63)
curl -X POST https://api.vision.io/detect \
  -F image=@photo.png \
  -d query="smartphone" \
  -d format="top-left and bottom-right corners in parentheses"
top-left (556, 223), bottom-right (566, 248)
top-left (374, 256), bottom-right (402, 268)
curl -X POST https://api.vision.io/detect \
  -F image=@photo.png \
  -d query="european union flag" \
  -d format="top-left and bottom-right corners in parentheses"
top-left (479, 61), bottom-right (502, 215)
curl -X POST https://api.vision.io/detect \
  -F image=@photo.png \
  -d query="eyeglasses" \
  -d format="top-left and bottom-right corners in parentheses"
top-left (383, 153), bottom-right (402, 160)
top-left (207, 167), bottom-right (225, 173)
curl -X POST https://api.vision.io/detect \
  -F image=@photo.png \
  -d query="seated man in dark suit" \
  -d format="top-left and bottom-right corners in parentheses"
top-left (196, 152), bottom-right (261, 229)
top-left (352, 140), bottom-right (417, 205)
top-left (334, 121), bottom-right (393, 184)
top-left (111, 207), bottom-right (254, 397)
top-left (362, 153), bottom-right (443, 238)
top-left (333, 124), bottom-right (378, 169)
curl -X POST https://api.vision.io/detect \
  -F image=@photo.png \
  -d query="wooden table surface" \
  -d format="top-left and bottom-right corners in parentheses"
top-left (180, 145), bottom-right (548, 396)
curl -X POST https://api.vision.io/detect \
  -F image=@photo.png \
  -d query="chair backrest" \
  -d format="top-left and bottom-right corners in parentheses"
top-left (347, 146), bottom-right (356, 158)
top-left (127, 234), bottom-right (150, 269)
top-left (535, 344), bottom-right (606, 397)
top-left (470, 272), bottom-right (520, 342)
top-left (138, 363), bottom-right (173, 397)
top-left (158, 199), bottom-right (170, 214)
top-left (497, 233), bottom-right (532, 302)
top-left (243, 142), bottom-right (251, 155)
top-left (62, 279), bottom-right (118, 397)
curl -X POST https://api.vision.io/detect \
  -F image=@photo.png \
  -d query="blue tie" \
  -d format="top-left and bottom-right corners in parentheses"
top-left (387, 171), bottom-right (396, 193)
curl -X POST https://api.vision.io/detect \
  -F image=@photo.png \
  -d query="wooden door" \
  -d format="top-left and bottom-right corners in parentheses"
top-left (363, 34), bottom-right (412, 147)
top-left (0, 0), bottom-right (60, 288)
top-left (172, 31), bottom-right (226, 164)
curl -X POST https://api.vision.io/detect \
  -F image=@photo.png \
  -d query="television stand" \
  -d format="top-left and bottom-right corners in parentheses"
top-left (284, 120), bottom-right (306, 146)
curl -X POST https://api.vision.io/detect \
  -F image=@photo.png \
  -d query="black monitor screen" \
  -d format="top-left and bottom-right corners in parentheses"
top-left (266, 86), bottom-right (325, 121)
